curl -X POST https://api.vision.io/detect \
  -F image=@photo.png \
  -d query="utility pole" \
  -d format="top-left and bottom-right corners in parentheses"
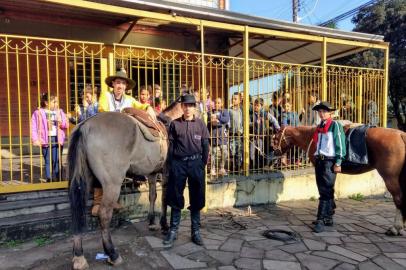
top-left (292, 0), bottom-right (299, 22)
top-left (292, 0), bottom-right (302, 112)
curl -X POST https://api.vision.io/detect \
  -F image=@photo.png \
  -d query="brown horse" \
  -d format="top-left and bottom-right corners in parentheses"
top-left (272, 125), bottom-right (406, 236)
top-left (68, 99), bottom-right (183, 270)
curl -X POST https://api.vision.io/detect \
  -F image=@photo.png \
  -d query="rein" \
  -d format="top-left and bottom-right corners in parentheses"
top-left (274, 127), bottom-right (288, 152)
top-left (274, 127), bottom-right (314, 162)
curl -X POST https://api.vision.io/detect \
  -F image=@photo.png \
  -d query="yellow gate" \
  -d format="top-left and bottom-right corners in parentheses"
top-left (0, 34), bottom-right (387, 194)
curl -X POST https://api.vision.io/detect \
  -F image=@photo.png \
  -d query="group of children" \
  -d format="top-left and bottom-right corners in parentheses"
top-left (30, 83), bottom-right (339, 182)
top-left (203, 90), bottom-right (322, 176)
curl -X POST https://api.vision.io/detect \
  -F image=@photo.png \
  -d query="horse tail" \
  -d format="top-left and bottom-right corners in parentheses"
top-left (400, 132), bottom-right (406, 218)
top-left (68, 126), bottom-right (89, 234)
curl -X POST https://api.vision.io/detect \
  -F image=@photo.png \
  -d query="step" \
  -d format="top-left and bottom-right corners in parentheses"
top-left (0, 208), bottom-right (129, 242)
top-left (0, 189), bottom-right (68, 202)
top-left (0, 196), bottom-right (93, 219)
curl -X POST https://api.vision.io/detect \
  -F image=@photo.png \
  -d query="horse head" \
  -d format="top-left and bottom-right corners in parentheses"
top-left (271, 126), bottom-right (294, 156)
top-left (159, 96), bottom-right (183, 127)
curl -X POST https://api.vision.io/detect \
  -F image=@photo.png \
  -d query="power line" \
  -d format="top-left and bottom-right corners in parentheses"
top-left (297, 0), bottom-right (320, 23)
top-left (318, 0), bottom-right (379, 26)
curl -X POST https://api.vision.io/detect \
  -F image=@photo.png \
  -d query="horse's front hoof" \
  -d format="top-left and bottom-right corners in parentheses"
top-left (149, 224), bottom-right (159, 231)
top-left (107, 255), bottom-right (123, 266)
top-left (386, 226), bottom-right (402, 236)
top-left (72, 255), bottom-right (89, 270)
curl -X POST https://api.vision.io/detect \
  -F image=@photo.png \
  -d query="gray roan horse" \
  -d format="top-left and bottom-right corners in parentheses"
top-left (68, 99), bottom-right (183, 270)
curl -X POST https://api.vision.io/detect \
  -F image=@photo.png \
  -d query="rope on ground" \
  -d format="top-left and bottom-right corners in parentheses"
top-left (210, 210), bottom-right (249, 230)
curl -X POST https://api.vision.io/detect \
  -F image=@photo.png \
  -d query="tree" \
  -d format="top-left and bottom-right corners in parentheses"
top-left (337, 0), bottom-right (406, 130)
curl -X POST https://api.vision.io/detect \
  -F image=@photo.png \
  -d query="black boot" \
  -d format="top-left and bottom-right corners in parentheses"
top-left (324, 199), bottom-right (336, 226)
top-left (163, 208), bottom-right (181, 248)
top-left (313, 200), bottom-right (329, 233)
top-left (191, 210), bottom-right (203, 246)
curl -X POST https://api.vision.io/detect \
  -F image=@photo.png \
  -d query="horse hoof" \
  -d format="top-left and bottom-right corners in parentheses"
top-left (107, 255), bottom-right (123, 266)
top-left (386, 227), bottom-right (401, 236)
top-left (72, 255), bottom-right (89, 270)
top-left (149, 224), bottom-right (159, 231)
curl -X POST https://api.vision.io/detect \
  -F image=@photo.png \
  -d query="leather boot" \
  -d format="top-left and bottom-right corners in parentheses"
top-left (313, 200), bottom-right (329, 233)
top-left (324, 199), bottom-right (336, 226)
top-left (163, 208), bottom-right (181, 248)
top-left (191, 210), bottom-right (203, 246)
top-left (91, 188), bottom-right (123, 217)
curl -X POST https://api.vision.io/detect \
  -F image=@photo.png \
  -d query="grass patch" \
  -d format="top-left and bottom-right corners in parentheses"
top-left (309, 196), bottom-right (316, 201)
top-left (0, 239), bottom-right (24, 248)
top-left (34, 236), bottom-right (53, 247)
top-left (348, 193), bottom-right (365, 201)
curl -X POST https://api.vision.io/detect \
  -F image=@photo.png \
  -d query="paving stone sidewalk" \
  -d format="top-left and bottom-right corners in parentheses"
top-left (2, 197), bottom-right (406, 270)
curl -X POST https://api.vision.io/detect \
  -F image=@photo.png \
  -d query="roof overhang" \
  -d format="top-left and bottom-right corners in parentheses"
top-left (1, 0), bottom-right (388, 65)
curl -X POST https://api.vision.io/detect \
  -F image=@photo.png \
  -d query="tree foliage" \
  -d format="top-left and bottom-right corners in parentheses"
top-left (338, 0), bottom-right (406, 130)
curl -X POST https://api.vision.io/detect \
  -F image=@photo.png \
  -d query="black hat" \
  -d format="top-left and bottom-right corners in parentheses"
top-left (105, 68), bottom-right (136, 90)
top-left (312, 101), bottom-right (336, 112)
top-left (180, 94), bottom-right (196, 104)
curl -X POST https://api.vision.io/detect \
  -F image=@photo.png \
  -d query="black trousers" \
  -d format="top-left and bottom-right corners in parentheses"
top-left (315, 159), bottom-right (337, 201)
top-left (167, 158), bottom-right (206, 211)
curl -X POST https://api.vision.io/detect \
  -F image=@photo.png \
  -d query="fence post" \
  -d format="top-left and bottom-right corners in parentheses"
top-left (321, 37), bottom-right (327, 101)
top-left (200, 21), bottom-right (209, 212)
top-left (100, 57), bottom-right (108, 94)
top-left (243, 26), bottom-right (250, 176)
top-left (357, 74), bottom-right (363, 123)
top-left (383, 46), bottom-right (389, 128)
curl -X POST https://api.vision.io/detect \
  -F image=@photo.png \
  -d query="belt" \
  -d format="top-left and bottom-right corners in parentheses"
top-left (178, 154), bottom-right (202, 161)
top-left (315, 155), bottom-right (335, 161)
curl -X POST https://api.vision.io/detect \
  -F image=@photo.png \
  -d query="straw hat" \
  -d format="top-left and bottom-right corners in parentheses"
top-left (105, 68), bottom-right (136, 90)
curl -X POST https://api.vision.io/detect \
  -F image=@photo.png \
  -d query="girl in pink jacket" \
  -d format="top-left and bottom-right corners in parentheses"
top-left (31, 93), bottom-right (68, 181)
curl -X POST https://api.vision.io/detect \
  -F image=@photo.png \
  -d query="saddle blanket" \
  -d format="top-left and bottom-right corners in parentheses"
top-left (345, 124), bottom-right (372, 165)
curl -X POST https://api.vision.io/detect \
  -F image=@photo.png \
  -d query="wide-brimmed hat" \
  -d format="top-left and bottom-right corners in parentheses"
top-left (312, 101), bottom-right (336, 112)
top-left (105, 69), bottom-right (136, 90)
top-left (180, 94), bottom-right (196, 104)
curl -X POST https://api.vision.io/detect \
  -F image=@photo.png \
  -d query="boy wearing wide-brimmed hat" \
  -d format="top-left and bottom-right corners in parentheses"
top-left (99, 68), bottom-right (156, 119)
top-left (311, 101), bottom-right (346, 233)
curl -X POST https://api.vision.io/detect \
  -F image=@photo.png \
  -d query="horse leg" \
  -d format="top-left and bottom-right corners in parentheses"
top-left (72, 235), bottom-right (88, 270)
top-left (99, 185), bottom-right (123, 266)
top-left (384, 178), bottom-right (405, 236)
top-left (160, 168), bottom-right (169, 234)
top-left (148, 174), bottom-right (158, 231)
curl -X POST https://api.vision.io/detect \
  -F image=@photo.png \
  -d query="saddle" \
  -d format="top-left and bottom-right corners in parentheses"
top-left (122, 107), bottom-right (167, 140)
top-left (344, 124), bottom-right (373, 165)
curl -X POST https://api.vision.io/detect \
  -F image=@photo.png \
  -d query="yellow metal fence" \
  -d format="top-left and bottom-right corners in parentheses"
top-left (0, 34), bottom-right (385, 194)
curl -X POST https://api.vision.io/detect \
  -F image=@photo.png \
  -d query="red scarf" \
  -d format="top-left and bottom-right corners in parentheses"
top-left (313, 118), bottom-right (333, 144)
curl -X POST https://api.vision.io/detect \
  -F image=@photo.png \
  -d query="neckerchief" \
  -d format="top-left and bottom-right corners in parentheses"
top-left (312, 118), bottom-right (333, 144)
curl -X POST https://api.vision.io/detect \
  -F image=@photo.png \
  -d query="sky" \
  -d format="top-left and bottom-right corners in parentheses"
top-left (229, 0), bottom-right (370, 31)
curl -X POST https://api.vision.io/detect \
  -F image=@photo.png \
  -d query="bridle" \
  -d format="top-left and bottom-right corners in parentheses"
top-left (274, 127), bottom-right (289, 153)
